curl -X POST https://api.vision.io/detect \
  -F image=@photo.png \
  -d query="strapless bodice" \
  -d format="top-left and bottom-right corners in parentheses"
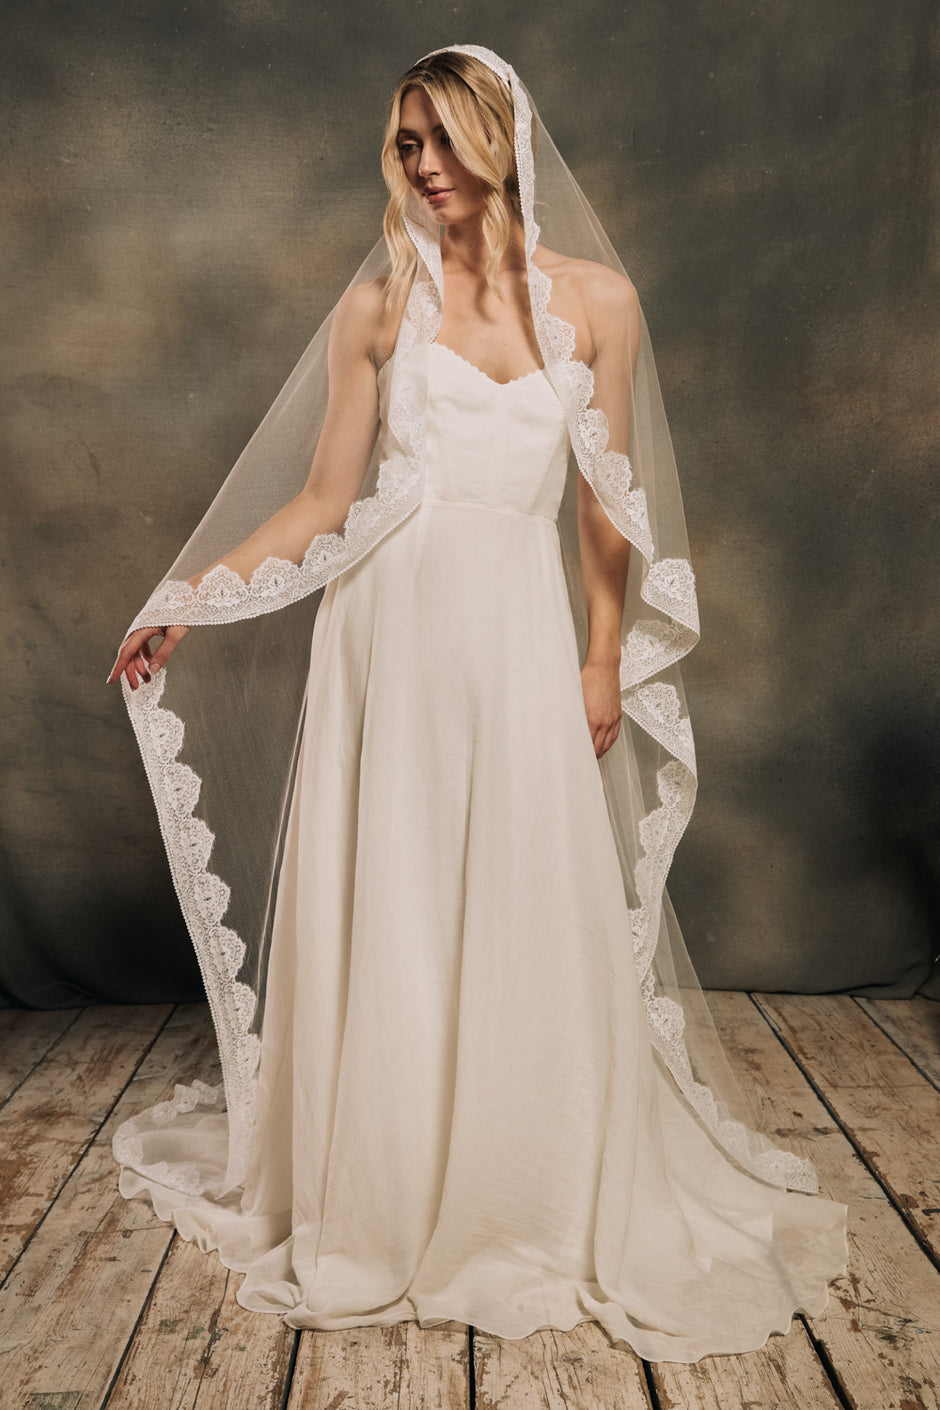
top-left (379, 341), bottom-right (570, 521)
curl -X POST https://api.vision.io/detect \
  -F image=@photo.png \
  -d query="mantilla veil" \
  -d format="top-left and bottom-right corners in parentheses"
top-left (115, 44), bottom-right (818, 1202)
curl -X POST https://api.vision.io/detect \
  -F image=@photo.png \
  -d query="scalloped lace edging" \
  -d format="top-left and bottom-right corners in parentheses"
top-left (112, 1078), bottom-right (222, 1196)
top-left (129, 455), bottom-right (424, 633)
top-left (124, 667), bottom-right (260, 1190)
top-left (627, 758), bottom-right (819, 1195)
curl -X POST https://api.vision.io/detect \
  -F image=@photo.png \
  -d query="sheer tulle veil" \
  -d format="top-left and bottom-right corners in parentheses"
top-left (116, 44), bottom-right (818, 1200)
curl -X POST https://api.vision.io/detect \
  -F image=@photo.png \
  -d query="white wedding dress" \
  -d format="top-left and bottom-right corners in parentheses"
top-left (113, 339), bottom-right (848, 1362)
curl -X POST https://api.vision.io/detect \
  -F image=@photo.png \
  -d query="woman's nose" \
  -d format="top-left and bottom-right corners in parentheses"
top-left (418, 141), bottom-right (441, 178)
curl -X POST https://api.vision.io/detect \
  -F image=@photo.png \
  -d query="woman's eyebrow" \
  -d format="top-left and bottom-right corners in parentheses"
top-left (397, 124), bottom-right (446, 139)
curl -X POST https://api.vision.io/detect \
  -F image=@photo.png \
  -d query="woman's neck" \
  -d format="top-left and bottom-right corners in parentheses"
top-left (440, 212), bottom-right (527, 278)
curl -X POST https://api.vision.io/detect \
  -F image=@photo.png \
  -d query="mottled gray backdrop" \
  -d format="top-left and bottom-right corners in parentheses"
top-left (2, 0), bottom-right (937, 1007)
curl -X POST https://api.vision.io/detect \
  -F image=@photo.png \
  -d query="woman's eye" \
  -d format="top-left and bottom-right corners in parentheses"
top-left (397, 133), bottom-right (449, 159)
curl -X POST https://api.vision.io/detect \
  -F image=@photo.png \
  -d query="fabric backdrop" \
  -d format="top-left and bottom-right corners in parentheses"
top-left (1, 0), bottom-right (937, 1007)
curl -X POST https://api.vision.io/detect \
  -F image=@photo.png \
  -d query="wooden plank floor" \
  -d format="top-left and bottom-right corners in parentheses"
top-left (1, 994), bottom-right (938, 1410)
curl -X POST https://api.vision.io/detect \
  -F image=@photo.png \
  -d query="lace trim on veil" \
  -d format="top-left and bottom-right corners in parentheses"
top-left (119, 45), bottom-right (817, 1198)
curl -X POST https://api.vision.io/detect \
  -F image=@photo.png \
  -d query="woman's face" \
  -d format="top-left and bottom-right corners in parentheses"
top-left (396, 87), bottom-right (488, 225)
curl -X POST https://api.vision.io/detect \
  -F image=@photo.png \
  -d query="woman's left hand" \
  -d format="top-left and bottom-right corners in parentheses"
top-left (580, 659), bottom-right (622, 759)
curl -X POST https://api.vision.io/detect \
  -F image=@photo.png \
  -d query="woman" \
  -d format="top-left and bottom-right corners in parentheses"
top-left (107, 45), bottom-right (848, 1361)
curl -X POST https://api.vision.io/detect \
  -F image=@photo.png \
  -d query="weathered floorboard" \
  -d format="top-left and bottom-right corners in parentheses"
top-left (0, 1002), bottom-right (172, 1279)
top-left (474, 1321), bottom-right (652, 1409)
top-left (757, 992), bottom-right (940, 1263)
top-left (856, 995), bottom-right (940, 1090)
top-left (105, 1234), bottom-right (295, 1410)
top-left (0, 1006), bottom-right (81, 1106)
top-left (0, 1004), bottom-right (220, 1408)
top-left (697, 991), bottom-right (940, 1410)
top-left (287, 1320), bottom-right (470, 1409)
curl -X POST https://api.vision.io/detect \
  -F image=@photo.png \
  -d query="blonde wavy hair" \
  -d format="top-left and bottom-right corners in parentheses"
top-left (380, 52), bottom-right (523, 311)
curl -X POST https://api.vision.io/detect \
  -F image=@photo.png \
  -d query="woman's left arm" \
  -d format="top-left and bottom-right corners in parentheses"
top-left (577, 267), bottom-right (641, 759)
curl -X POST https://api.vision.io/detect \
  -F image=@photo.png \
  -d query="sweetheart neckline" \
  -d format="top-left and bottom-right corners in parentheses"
top-left (429, 340), bottom-right (547, 389)
top-left (376, 341), bottom-right (555, 393)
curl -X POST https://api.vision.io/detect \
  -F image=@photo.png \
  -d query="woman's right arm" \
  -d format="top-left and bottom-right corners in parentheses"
top-left (108, 280), bottom-right (388, 691)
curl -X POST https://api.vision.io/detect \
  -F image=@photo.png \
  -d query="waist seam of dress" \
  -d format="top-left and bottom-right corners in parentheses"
top-left (420, 496), bottom-right (557, 525)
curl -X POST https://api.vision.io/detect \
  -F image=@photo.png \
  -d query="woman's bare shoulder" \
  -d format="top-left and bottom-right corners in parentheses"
top-left (332, 276), bottom-right (401, 364)
top-left (533, 247), bottom-right (638, 311)
top-left (334, 275), bottom-right (395, 331)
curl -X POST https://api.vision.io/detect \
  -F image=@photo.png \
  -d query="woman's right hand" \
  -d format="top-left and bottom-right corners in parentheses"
top-left (107, 624), bottom-right (191, 691)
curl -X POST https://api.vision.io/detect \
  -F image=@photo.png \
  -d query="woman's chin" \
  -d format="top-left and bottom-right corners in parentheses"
top-left (433, 203), bottom-right (485, 228)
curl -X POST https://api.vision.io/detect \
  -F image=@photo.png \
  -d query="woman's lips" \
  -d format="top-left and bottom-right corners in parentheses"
top-left (423, 188), bottom-right (454, 207)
